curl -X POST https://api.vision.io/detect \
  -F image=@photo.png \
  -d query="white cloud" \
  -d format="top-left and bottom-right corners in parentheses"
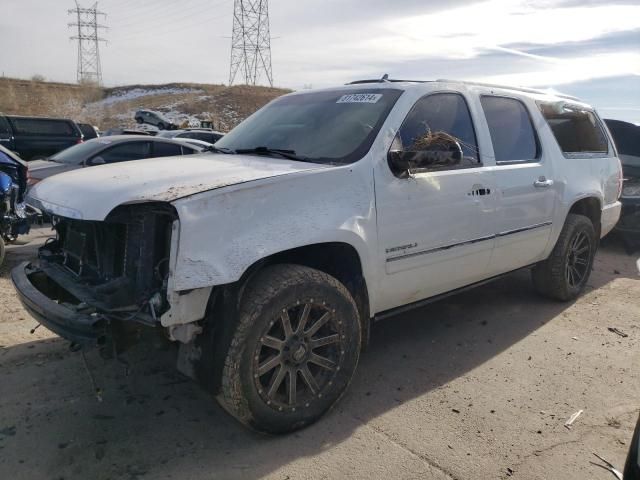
top-left (479, 53), bottom-right (640, 86)
top-left (367, 1), bottom-right (640, 60)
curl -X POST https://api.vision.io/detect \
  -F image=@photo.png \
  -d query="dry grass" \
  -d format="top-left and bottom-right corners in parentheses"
top-left (0, 77), bottom-right (290, 131)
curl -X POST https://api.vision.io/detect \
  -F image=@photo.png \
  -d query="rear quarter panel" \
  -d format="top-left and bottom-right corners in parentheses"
top-left (536, 110), bottom-right (622, 254)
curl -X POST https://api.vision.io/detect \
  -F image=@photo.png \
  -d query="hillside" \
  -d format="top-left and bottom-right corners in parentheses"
top-left (0, 77), bottom-right (290, 132)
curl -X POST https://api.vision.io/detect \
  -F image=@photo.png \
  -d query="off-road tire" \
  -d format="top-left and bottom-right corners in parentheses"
top-left (532, 213), bottom-right (596, 301)
top-left (219, 264), bottom-right (361, 434)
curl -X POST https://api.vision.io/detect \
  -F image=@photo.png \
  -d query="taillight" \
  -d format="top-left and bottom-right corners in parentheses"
top-left (616, 158), bottom-right (623, 199)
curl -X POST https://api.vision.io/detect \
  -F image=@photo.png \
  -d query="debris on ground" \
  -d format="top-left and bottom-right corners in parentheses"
top-left (589, 452), bottom-right (623, 480)
top-left (607, 327), bottom-right (628, 338)
top-left (564, 410), bottom-right (584, 430)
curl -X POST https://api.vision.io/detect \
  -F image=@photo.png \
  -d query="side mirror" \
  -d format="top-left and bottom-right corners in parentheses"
top-left (89, 156), bottom-right (105, 166)
top-left (388, 138), bottom-right (463, 176)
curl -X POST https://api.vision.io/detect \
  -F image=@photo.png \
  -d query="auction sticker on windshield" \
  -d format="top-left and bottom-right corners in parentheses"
top-left (337, 93), bottom-right (382, 104)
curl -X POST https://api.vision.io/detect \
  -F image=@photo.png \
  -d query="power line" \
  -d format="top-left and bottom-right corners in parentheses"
top-left (68, 1), bottom-right (107, 85)
top-left (110, 0), bottom-right (231, 30)
top-left (229, 0), bottom-right (273, 87)
top-left (114, 10), bottom-right (231, 42)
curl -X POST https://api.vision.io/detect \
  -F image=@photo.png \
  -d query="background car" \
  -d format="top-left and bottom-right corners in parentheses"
top-left (156, 128), bottom-right (224, 144)
top-left (0, 114), bottom-right (82, 160)
top-left (76, 122), bottom-right (99, 140)
top-left (26, 135), bottom-right (204, 186)
top-left (134, 109), bottom-right (176, 130)
top-left (0, 144), bottom-right (30, 265)
top-left (605, 119), bottom-right (640, 249)
top-left (102, 127), bottom-right (153, 136)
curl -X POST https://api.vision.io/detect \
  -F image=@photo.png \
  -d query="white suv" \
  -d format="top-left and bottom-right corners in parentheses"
top-left (13, 79), bottom-right (622, 433)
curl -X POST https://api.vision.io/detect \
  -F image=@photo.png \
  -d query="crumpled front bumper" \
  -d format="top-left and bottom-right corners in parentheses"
top-left (11, 261), bottom-right (106, 345)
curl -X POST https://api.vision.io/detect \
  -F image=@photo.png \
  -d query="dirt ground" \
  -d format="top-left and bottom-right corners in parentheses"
top-left (1, 227), bottom-right (638, 480)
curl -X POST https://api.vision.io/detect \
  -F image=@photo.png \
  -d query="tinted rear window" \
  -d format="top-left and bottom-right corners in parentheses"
top-left (480, 96), bottom-right (538, 162)
top-left (153, 141), bottom-right (183, 157)
top-left (78, 124), bottom-right (97, 139)
top-left (9, 118), bottom-right (77, 136)
top-left (539, 103), bottom-right (608, 156)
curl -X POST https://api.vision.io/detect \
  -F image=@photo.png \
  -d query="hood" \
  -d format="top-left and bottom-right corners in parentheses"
top-left (27, 153), bottom-right (329, 220)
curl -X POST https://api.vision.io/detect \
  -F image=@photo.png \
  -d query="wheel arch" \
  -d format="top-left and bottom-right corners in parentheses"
top-left (191, 242), bottom-right (371, 395)
top-left (567, 196), bottom-right (602, 238)
top-left (236, 242), bottom-right (371, 346)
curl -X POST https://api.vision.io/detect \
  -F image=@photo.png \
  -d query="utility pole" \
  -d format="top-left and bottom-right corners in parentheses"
top-left (68, 1), bottom-right (107, 85)
top-left (229, 0), bottom-right (273, 87)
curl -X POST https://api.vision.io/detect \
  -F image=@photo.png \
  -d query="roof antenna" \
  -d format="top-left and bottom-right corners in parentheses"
top-left (380, 74), bottom-right (389, 83)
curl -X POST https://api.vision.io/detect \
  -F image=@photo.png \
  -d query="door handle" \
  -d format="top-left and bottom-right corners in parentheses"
top-left (534, 177), bottom-right (554, 188)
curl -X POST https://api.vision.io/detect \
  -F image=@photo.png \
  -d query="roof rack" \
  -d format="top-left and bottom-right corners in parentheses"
top-left (435, 79), bottom-right (580, 101)
top-left (346, 76), bottom-right (580, 102)
top-left (347, 73), bottom-right (429, 85)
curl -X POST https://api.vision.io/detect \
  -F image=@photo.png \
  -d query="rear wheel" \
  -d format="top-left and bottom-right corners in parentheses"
top-left (219, 264), bottom-right (361, 433)
top-left (532, 214), bottom-right (596, 301)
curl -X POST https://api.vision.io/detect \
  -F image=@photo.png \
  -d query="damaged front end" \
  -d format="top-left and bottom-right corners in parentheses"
top-left (12, 202), bottom-right (177, 347)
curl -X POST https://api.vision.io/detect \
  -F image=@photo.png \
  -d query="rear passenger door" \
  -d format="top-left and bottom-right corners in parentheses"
top-left (481, 95), bottom-right (556, 275)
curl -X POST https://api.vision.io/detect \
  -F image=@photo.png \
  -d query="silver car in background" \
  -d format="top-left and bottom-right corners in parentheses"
top-left (27, 135), bottom-right (204, 187)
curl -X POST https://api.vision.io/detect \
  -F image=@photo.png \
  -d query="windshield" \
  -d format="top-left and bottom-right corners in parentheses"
top-left (49, 139), bottom-right (107, 164)
top-left (215, 88), bottom-right (403, 164)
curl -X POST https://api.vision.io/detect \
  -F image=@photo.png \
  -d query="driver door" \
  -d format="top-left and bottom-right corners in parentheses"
top-left (374, 92), bottom-right (497, 312)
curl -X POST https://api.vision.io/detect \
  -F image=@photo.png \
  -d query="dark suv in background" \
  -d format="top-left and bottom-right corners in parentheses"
top-left (0, 115), bottom-right (82, 160)
top-left (605, 118), bottom-right (640, 248)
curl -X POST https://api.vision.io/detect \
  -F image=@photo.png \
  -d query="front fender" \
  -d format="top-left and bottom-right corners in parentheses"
top-left (168, 163), bottom-right (377, 301)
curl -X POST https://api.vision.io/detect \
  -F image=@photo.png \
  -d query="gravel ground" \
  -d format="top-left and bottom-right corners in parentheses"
top-left (0, 227), bottom-right (638, 480)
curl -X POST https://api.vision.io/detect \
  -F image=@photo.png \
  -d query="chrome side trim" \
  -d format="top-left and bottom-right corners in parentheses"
top-left (386, 234), bottom-right (495, 263)
top-left (386, 221), bottom-right (552, 263)
top-left (496, 221), bottom-right (552, 237)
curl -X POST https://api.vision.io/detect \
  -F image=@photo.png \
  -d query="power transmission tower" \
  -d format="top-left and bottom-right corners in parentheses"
top-left (229, 0), bottom-right (273, 87)
top-left (68, 1), bottom-right (107, 85)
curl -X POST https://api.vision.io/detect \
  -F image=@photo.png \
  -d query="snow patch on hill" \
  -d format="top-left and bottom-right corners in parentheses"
top-left (94, 87), bottom-right (204, 106)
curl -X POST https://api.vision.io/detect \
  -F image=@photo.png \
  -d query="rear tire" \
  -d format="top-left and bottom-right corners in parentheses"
top-left (219, 264), bottom-right (361, 434)
top-left (532, 214), bottom-right (596, 301)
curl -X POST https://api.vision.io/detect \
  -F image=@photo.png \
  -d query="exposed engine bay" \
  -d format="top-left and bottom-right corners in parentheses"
top-left (24, 203), bottom-right (177, 344)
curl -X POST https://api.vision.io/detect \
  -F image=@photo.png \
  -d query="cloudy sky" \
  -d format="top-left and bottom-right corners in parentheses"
top-left (2, 0), bottom-right (639, 122)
